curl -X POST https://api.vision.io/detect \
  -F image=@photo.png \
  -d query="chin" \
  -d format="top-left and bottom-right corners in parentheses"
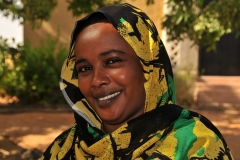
top-left (101, 115), bottom-right (119, 122)
top-left (101, 115), bottom-right (122, 124)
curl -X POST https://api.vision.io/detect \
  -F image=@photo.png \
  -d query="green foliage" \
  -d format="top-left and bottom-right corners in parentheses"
top-left (174, 65), bottom-right (196, 107)
top-left (0, 0), bottom-right (122, 27)
top-left (0, 0), bottom-right (57, 28)
top-left (163, 0), bottom-right (240, 51)
top-left (2, 0), bottom-right (240, 50)
top-left (67, 0), bottom-right (122, 16)
top-left (0, 37), bottom-right (25, 96)
top-left (0, 36), bottom-right (67, 105)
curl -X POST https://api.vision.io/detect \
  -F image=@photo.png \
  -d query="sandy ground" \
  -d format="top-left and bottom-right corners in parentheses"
top-left (0, 109), bottom-right (239, 159)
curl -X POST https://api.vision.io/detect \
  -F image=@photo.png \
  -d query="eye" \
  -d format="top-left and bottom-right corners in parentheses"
top-left (77, 66), bottom-right (92, 73)
top-left (107, 58), bottom-right (121, 64)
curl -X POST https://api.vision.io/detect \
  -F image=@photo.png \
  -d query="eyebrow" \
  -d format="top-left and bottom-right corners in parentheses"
top-left (99, 49), bottom-right (125, 57)
top-left (75, 58), bottom-right (87, 66)
top-left (75, 49), bottom-right (125, 65)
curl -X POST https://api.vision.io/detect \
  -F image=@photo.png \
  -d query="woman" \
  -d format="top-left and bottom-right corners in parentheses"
top-left (40, 3), bottom-right (233, 160)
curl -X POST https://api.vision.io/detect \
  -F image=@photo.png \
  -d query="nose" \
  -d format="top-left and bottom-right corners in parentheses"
top-left (91, 67), bottom-right (110, 88)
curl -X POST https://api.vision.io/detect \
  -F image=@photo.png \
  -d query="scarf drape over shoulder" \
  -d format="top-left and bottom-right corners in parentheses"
top-left (40, 3), bottom-right (233, 160)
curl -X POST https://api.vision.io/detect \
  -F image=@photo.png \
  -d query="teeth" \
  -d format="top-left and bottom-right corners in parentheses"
top-left (98, 92), bottom-right (120, 101)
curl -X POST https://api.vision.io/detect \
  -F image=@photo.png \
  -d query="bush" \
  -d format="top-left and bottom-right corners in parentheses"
top-left (0, 37), bottom-right (25, 97)
top-left (174, 66), bottom-right (197, 107)
top-left (0, 36), bottom-right (67, 105)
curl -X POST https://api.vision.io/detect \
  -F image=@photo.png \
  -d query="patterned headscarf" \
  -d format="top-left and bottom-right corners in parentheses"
top-left (40, 3), bottom-right (233, 160)
top-left (60, 3), bottom-right (176, 129)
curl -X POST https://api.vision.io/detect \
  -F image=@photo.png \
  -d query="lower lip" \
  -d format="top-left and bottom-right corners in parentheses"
top-left (96, 92), bottom-right (121, 108)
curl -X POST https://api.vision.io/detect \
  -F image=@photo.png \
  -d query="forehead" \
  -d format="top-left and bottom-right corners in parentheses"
top-left (76, 22), bottom-right (118, 41)
top-left (74, 22), bottom-right (135, 55)
top-left (74, 23), bottom-right (137, 60)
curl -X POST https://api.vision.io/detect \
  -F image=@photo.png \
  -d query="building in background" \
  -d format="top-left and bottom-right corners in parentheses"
top-left (23, 0), bottom-right (164, 46)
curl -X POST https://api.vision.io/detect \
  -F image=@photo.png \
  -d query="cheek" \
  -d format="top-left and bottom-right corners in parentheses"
top-left (78, 79), bottom-right (90, 96)
top-left (118, 73), bottom-right (128, 81)
top-left (114, 62), bottom-right (144, 83)
top-left (111, 69), bottom-right (133, 84)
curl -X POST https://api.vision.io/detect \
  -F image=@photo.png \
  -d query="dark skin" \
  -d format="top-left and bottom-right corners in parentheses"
top-left (74, 22), bottom-right (146, 133)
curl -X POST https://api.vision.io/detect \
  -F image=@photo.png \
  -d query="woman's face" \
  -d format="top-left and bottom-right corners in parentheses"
top-left (74, 22), bottom-right (146, 131)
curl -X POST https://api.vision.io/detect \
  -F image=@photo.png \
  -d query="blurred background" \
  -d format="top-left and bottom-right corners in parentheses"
top-left (0, 0), bottom-right (239, 159)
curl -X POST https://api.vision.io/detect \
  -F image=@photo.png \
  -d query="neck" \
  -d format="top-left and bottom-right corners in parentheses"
top-left (102, 123), bottom-right (123, 134)
top-left (101, 109), bottom-right (145, 133)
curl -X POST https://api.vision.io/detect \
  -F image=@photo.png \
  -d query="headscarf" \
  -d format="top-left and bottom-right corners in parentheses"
top-left (40, 3), bottom-right (233, 160)
top-left (60, 3), bottom-right (176, 129)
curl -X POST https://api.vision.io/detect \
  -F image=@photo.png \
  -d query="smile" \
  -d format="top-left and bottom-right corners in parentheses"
top-left (98, 91), bottom-right (120, 101)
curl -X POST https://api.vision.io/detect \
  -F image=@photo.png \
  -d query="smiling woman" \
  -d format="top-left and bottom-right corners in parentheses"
top-left (75, 21), bottom-right (146, 133)
top-left (39, 3), bottom-right (233, 160)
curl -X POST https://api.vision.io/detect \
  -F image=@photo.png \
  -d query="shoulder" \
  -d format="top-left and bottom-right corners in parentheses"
top-left (157, 105), bottom-right (233, 159)
top-left (39, 124), bottom-right (77, 159)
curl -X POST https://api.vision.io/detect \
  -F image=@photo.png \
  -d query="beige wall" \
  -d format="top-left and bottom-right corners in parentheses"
top-left (24, 0), bottom-right (164, 46)
top-left (24, 0), bottom-right (84, 46)
top-left (123, 0), bottom-right (164, 35)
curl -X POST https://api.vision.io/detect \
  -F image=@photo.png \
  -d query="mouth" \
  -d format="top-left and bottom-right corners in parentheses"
top-left (98, 91), bottom-right (121, 101)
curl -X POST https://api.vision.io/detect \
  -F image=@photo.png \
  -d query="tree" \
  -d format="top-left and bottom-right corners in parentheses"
top-left (0, 0), bottom-right (57, 28)
top-left (163, 0), bottom-right (240, 50)
top-left (0, 0), bottom-right (240, 50)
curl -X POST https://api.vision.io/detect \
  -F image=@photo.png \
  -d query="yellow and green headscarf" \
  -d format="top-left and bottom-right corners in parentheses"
top-left (40, 3), bottom-right (233, 160)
